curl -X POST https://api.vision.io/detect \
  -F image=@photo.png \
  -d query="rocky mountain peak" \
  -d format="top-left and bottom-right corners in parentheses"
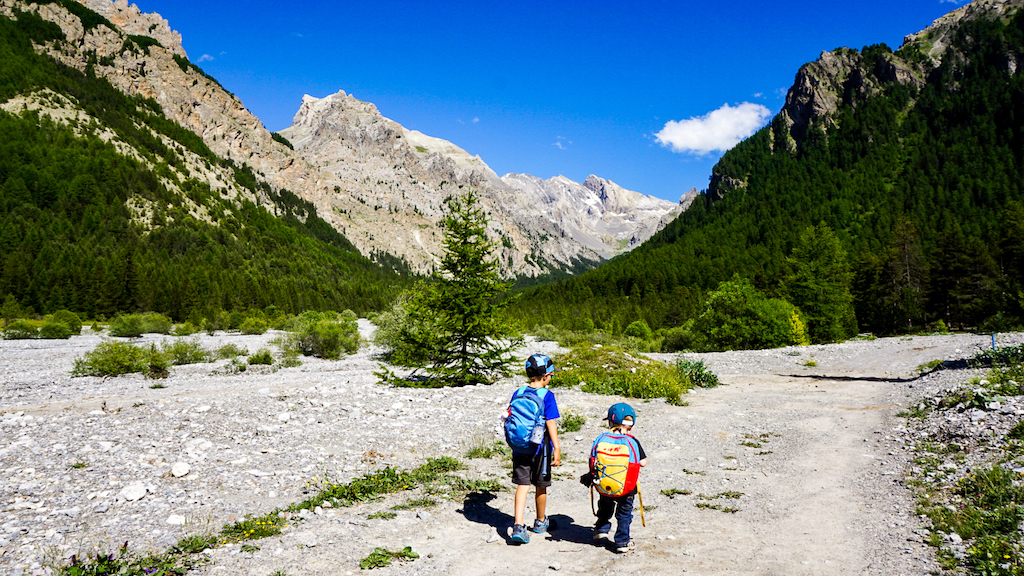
top-left (81, 0), bottom-right (185, 57)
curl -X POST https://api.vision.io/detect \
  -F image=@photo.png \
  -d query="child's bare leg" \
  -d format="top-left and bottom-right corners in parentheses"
top-left (535, 486), bottom-right (548, 521)
top-left (514, 484), bottom-right (531, 525)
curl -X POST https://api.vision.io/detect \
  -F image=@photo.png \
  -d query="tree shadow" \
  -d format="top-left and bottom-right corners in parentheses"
top-left (457, 491), bottom-right (602, 547)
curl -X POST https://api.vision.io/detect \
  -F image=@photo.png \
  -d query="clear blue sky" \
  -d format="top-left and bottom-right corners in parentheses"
top-left (134, 0), bottom-right (964, 202)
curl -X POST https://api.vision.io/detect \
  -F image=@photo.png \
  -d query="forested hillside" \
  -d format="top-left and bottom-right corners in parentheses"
top-left (0, 8), bottom-right (411, 321)
top-left (514, 4), bottom-right (1024, 340)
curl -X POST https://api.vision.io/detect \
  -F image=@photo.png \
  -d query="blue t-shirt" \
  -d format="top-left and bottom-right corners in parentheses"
top-left (510, 386), bottom-right (560, 454)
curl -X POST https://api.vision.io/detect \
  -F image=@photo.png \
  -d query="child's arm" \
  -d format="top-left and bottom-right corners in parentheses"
top-left (546, 419), bottom-right (561, 466)
top-left (639, 458), bottom-right (648, 467)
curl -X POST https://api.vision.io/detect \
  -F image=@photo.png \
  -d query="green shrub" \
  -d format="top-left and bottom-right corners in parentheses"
top-left (161, 337), bottom-right (211, 365)
top-left (215, 343), bottom-right (249, 359)
top-left (677, 359), bottom-right (721, 388)
top-left (109, 313), bottom-right (173, 337)
top-left (72, 340), bottom-right (171, 378)
top-left (47, 310), bottom-right (82, 334)
top-left (248, 348), bottom-right (274, 365)
top-left (559, 409), bottom-right (586, 432)
top-left (172, 322), bottom-right (199, 336)
top-left (553, 345), bottom-right (691, 405)
top-left (529, 324), bottom-right (561, 342)
top-left (667, 276), bottom-right (804, 352)
top-left (623, 319), bottom-right (653, 340)
top-left (2, 319), bottom-right (38, 339)
top-left (287, 312), bottom-right (359, 360)
top-left (39, 321), bottom-right (73, 339)
top-left (239, 317), bottom-right (268, 335)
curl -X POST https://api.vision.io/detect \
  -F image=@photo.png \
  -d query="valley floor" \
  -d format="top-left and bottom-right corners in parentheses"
top-left (2, 326), bottom-right (1021, 575)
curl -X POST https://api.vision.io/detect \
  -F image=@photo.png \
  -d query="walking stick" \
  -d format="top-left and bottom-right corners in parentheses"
top-left (638, 486), bottom-right (645, 527)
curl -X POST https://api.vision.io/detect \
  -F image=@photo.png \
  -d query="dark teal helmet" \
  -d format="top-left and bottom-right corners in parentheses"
top-left (525, 354), bottom-right (555, 378)
top-left (605, 403), bottom-right (637, 426)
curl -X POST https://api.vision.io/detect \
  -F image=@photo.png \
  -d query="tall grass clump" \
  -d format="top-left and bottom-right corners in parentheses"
top-left (552, 345), bottom-right (691, 405)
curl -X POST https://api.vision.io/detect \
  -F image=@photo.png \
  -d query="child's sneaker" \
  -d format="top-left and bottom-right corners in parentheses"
top-left (614, 540), bottom-right (635, 553)
top-left (511, 524), bottom-right (530, 544)
top-left (592, 529), bottom-right (610, 541)
top-left (529, 518), bottom-right (549, 534)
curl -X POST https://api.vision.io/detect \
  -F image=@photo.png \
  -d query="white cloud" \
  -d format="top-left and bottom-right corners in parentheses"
top-left (472, 117), bottom-right (480, 124)
top-left (655, 102), bottom-right (772, 155)
top-left (197, 54), bottom-right (214, 62)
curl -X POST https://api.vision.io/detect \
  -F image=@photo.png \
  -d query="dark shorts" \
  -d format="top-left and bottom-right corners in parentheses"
top-left (512, 451), bottom-right (551, 488)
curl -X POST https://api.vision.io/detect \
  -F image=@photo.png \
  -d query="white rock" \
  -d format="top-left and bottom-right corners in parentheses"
top-left (120, 483), bottom-right (147, 502)
top-left (171, 462), bottom-right (191, 478)
top-left (167, 514), bottom-right (186, 526)
top-left (277, 412), bottom-right (291, 423)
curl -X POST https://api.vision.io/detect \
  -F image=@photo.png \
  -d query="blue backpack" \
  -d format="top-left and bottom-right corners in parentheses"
top-left (504, 387), bottom-right (548, 454)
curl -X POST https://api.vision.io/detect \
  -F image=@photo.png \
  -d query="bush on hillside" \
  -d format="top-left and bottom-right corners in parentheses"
top-left (623, 319), bottom-right (653, 340)
top-left (239, 317), bottom-right (268, 335)
top-left (289, 312), bottom-right (359, 360)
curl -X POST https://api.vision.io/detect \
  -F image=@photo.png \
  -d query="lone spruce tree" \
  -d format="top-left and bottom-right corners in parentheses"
top-left (402, 190), bottom-right (522, 386)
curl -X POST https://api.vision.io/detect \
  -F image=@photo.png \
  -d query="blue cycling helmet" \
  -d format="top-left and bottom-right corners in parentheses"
top-left (605, 403), bottom-right (637, 426)
top-left (525, 354), bottom-right (555, 378)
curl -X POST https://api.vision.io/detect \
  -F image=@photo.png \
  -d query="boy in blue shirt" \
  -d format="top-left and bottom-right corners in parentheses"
top-left (510, 353), bottom-right (561, 544)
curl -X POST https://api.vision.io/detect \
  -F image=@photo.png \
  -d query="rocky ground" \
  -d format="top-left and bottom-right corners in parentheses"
top-left (1, 324), bottom-right (1021, 575)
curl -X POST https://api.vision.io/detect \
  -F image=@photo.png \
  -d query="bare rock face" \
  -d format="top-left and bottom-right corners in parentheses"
top-left (280, 91), bottom-right (683, 271)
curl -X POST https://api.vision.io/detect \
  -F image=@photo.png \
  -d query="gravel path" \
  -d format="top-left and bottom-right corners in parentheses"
top-left (2, 325), bottom-right (1021, 575)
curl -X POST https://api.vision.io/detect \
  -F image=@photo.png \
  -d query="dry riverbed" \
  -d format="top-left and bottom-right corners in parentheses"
top-left (2, 324), bottom-right (1021, 575)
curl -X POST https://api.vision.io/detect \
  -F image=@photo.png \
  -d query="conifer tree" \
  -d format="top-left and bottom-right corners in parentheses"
top-left (401, 190), bottom-right (522, 386)
top-left (781, 224), bottom-right (857, 343)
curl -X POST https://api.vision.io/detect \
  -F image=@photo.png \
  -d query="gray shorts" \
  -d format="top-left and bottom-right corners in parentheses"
top-left (512, 451), bottom-right (551, 488)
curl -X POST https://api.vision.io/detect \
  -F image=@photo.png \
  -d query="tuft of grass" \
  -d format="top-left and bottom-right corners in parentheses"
top-left (359, 546), bottom-right (419, 570)
top-left (218, 512), bottom-right (287, 545)
top-left (559, 409), bottom-right (586, 433)
top-left (289, 457), bottom-right (467, 511)
top-left (660, 488), bottom-right (692, 498)
top-left (162, 337), bottom-right (211, 365)
top-left (368, 511), bottom-right (397, 520)
top-left (68, 461), bottom-right (88, 469)
top-left (248, 348), bottom-right (274, 366)
top-left (215, 343), bottom-right (249, 359)
top-left (465, 440), bottom-right (510, 460)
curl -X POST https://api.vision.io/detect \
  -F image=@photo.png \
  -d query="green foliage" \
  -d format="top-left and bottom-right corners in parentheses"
top-left (57, 541), bottom-right (201, 576)
top-left (248, 348), bottom-right (274, 365)
top-left (289, 312), bottom-right (360, 359)
top-left (676, 359), bottom-right (721, 388)
top-left (172, 322), bottom-right (199, 336)
top-left (623, 319), bottom-right (653, 340)
top-left (464, 441), bottom-right (510, 459)
top-left (359, 546), bottom-right (419, 570)
top-left (0, 12), bottom-right (411, 323)
top-left (553, 345), bottom-right (691, 405)
top-left (390, 191), bottom-right (522, 385)
top-left (239, 316), bottom-right (268, 335)
top-left (72, 340), bottom-right (170, 378)
top-left (215, 343), bottom-right (248, 359)
top-left (2, 319), bottom-right (38, 339)
top-left (558, 409), bottom-right (586, 432)
top-left (161, 336), bottom-right (210, 365)
top-left (510, 10), bottom-right (1024, 337)
top-left (47, 310), bottom-right (82, 334)
top-left (290, 457), bottom-right (468, 511)
top-left (39, 320), bottom-right (73, 339)
top-left (218, 512), bottom-right (286, 545)
top-left (108, 313), bottom-right (172, 337)
top-left (668, 276), bottom-right (805, 352)
top-left (1, 293), bottom-right (27, 324)
top-left (271, 132), bottom-right (294, 150)
top-left (780, 224), bottom-right (857, 343)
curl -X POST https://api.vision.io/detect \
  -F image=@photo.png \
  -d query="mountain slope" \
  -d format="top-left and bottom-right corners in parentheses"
top-left (0, 3), bottom-right (409, 319)
top-left (278, 90), bottom-right (682, 275)
top-left (514, 0), bottom-right (1024, 335)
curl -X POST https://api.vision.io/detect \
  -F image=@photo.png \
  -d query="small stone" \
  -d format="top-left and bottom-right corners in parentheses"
top-left (549, 562), bottom-right (561, 571)
top-left (277, 412), bottom-right (292, 422)
top-left (167, 515), bottom-right (186, 526)
top-left (171, 462), bottom-right (191, 478)
top-left (486, 528), bottom-right (500, 543)
top-left (120, 483), bottom-right (147, 502)
top-left (417, 511), bottom-right (431, 520)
